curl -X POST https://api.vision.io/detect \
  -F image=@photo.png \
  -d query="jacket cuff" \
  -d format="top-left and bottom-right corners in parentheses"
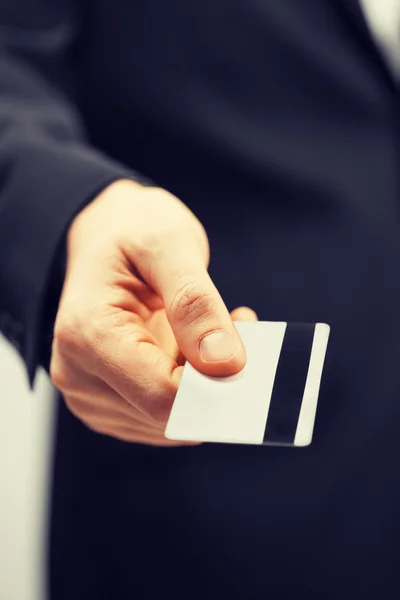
top-left (0, 141), bottom-right (150, 387)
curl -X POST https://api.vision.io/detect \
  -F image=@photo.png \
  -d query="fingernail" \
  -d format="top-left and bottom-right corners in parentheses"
top-left (199, 331), bottom-right (239, 363)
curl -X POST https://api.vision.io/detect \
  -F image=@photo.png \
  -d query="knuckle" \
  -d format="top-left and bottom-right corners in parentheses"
top-left (50, 360), bottom-right (71, 392)
top-left (130, 231), bottom-right (164, 261)
top-left (53, 313), bottom-right (85, 355)
top-left (54, 308), bottom-right (108, 364)
top-left (169, 280), bottom-right (217, 326)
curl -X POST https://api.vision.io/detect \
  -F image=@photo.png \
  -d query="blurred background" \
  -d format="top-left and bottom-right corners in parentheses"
top-left (0, 338), bottom-right (54, 600)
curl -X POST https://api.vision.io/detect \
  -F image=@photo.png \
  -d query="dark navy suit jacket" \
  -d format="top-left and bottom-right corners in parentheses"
top-left (1, 1), bottom-right (399, 598)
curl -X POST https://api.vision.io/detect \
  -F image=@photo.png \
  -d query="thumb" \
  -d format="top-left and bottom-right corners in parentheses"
top-left (141, 241), bottom-right (246, 376)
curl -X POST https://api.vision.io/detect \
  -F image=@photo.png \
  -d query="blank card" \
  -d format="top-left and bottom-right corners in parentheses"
top-left (165, 321), bottom-right (330, 447)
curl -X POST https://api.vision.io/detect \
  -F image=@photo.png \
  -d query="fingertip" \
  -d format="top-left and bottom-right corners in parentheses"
top-left (171, 364), bottom-right (185, 386)
top-left (231, 306), bottom-right (258, 322)
top-left (197, 331), bottom-right (246, 377)
top-left (198, 329), bottom-right (243, 365)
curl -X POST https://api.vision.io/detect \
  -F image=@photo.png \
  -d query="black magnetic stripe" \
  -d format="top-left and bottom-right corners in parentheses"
top-left (263, 323), bottom-right (315, 445)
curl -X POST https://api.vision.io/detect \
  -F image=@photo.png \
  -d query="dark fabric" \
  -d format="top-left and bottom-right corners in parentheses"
top-left (0, 0), bottom-right (148, 383)
top-left (1, 1), bottom-right (400, 598)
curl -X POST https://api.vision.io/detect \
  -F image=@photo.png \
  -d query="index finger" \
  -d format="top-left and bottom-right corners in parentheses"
top-left (97, 317), bottom-right (182, 424)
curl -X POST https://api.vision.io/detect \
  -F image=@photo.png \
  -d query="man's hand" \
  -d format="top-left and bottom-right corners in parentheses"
top-left (50, 180), bottom-right (257, 445)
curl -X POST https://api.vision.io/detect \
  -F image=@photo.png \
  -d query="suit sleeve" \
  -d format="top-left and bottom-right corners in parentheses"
top-left (0, 1), bottom-right (146, 386)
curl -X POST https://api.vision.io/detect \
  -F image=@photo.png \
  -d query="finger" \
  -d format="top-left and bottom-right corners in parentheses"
top-left (92, 317), bottom-right (180, 423)
top-left (102, 427), bottom-right (201, 447)
top-left (76, 405), bottom-right (163, 437)
top-left (51, 349), bottom-right (154, 425)
top-left (52, 360), bottom-right (165, 436)
top-left (145, 309), bottom-right (180, 359)
top-left (123, 271), bottom-right (164, 312)
top-left (81, 415), bottom-right (198, 446)
top-left (173, 308), bottom-right (258, 368)
top-left (137, 239), bottom-right (246, 377)
top-left (64, 387), bottom-right (160, 429)
top-left (230, 306), bottom-right (258, 322)
top-left (52, 325), bottom-right (178, 425)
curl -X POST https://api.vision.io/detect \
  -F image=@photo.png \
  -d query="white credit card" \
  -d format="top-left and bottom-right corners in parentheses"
top-left (165, 321), bottom-right (330, 447)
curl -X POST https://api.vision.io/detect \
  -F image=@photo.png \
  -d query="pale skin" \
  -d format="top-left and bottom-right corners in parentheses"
top-left (50, 179), bottom-right (258, 446)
